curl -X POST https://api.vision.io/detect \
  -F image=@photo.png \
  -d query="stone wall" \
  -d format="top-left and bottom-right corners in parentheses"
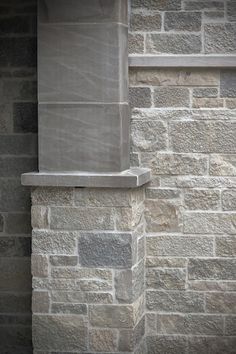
top-left (129, 0), bottom-right (236, 352)
top-left (0, 1), bottom-right (37, 353)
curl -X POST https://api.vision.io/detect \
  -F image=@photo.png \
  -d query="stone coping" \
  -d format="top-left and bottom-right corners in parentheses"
top-left (21, 168), bottom-right (151, 188)
top-left (129, 55), bottom-right (236, 68)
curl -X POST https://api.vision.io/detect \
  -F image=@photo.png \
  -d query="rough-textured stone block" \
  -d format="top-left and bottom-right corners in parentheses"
top-left (192, 97), bottom-right (224, 108)
top-left (188, 336), bottom-right (236, 354)
top-left (32, 291), bottom-right (50, 313)
top-left (89, 329), bottom-right (117, 352)
top-left (204, 10), bottom-right (225, 22)
top-left (0, 103), bottom-right (12, 134)
top-left (170, 121), bottom-right (236, 153)
top-left (227, 0), bottom-right (236, 21)
top-left (210, 155), bottom-right (236, 176)
top-left (145, 200), bottom-right (182, 233)
top-left (146, 188), bottom-right (181, 200)
top-left (0, 236), bottom-right (30, 257)
top-left (129, 87), bottom-right (151, 108)
top-left (220, 70), bottom-right (236, 97)
top-left (33, 315), bottom-right (88, 351)
top-left (206, 293), bottom-right (236, 313)
top-left (184, 189), bottom-right (220, 210)
top-left (146, 335), bottom-right (188, 354)
top-left (50, 207), bottom-right (114, 231)
top-left (89, 305), bottom-right (134, 328)
top-left (193, 87), bottom-right (218, 98)
top-left (131, 12), bottom-right (161, 31)
top-left (205, 24), bottom-right (236, 53)
top-left (184, 1), bottom-right (224, 10)
top-left (146, 291), bottom-right (204, 312)
top-left (132, 0), bottom-right (181, 10)
top-left (131, 120), bottom-right (167, 152)
top-left (31, 254), bottom-right (48, 278)
top-left (146, 268), bottom-right (186, 290)
top-left (154, 87), bottom-right (190, 107)
top-left (222, 190), bottom-right (236, 210)
top-left (146, 236), bottom-right (213, 257)
top-left (164, 11), bottom-right (201, 32)
top-left (32, 230), bottom-right (77, 255)
top-left (13, 102), bottom-right (37, 133)
top-left (141, 153), bottom-right (208, 176)
top-left (216, 236), bottom-right (236, 257)
top-left (0, 258), bottom-right (31, 291)
top-left (0, 214), bottom-right (4, 233)
top-left (184, 212), bottom-right (236, 234)
top-left (2, 80), bottom-right (36, 101)
top-left (146, 33), bottom-right (201, 54)
top-left (49, 255), bottom-right (78, 266)
top-left (78, 232), bottom-right (134, 268)
top-left (51, 290), bottom-right (113, 304)
top-left (32, 187), bottom-right (74, 206)
top-left (156, 314), bottom-right (223, 335)
top-left (128, 33), bottom-right (144, 54)
top-left (225, 316), bottom-right (236, 335)
top-left (189, 259), bottom-right (236, 280)
top-left (146, 257), bottom-right (187, 269)
top-left (31, 206), bottom-right (48, 229)
top-left (51, 303), bottom-right (87, 315)
top-left (226, 98), bottom-right (236, 109)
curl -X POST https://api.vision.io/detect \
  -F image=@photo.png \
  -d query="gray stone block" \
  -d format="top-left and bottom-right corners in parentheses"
top-left (206, 293), bottom-right (236, 313)
top-left (132, 0), bottom-right (181, 10)
top-left (2, 80), bottom-right (36, 101)
top-left (89, 304), bottom-right (134, 328)
top-left (0, 157), bottom-right (37, 177)
top-left (78, 232), bottom-right (133, 268)
top-left (33, 315), bottom-right (88, 351)
top-left (129, 33), bottom-right (144, 54)
top-left (205, 24), bottom-right (236, 53)
top-left (51, 303), bottom-right (87, 315)
top-left (210, 154), bottom-right (236, 176)
top-left (0, 135), bottom-right (37, 156)
top-left (222, 190), bottom-right (236, 210)
top-left (0, 16), bottom-right (30, 35)
top-left (0, 257), bottom-right (31, 291)
top-left (154, 87), bottom-right (190, 107)
top-left (31, 254), bottom-right (48, 278)
top-left (0, 293), bottom-right (31, 313)
top-left (188, 336), bottom-right (236, 354)
top-left (184, 189), bottom-right (220, 210)
top-left (0, 236), bottom-right (30, 257)
top-left (32, 187), bottom-right (74, 206)
top-left (164, 11), bottom-right (202, 32)
top-left (146, 268), bottom-right (186, 290)
top-left (216, 236), bottom-right (236, 257)
top-left (13, 102), bottom-right (37, 133)
top-left (184, 1), bottom-right (224, 10)
top-left (146, 290), bottom-right (205, 312)
top-left (32, 230), bottom-right (77, 255)
top-left (220, 70), bottom-right (236, 97)
top-left (0, 103), bottom-right (12, 134)
top-left (146, 335), bottom-right (188, 354)
top-left (146, 33), bottom-right (201, 54)
top-left (131, 120), bottom-right (167, 152)
top-left (129, 87), bottom-right (152, 108)
top-left (225, 316), bottom-right (236, 335)
top-left (227, 0), bottom-right (236, 21)
top-left (89, 329), bottom-right (118, 352)
top-left (184, 212), bottom-right (236, 234)
top-left (49, 255), bottom-right (78, 266)
top-left (188, 259), bottom-right (236, 280)
top-left (32, 291), bottom-right (50, 313)
top-left (193, 87), bottom-right (218, 98)
top-left (131, 13), bottom-right (161, 31)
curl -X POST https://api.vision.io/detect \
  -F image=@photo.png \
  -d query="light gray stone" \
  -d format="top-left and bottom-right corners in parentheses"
top-left (146, 188), bottom-right (181, 200)
top-left (146, 33), bottom-right (201, 54)
top-left (184, 212), bottom-right (236, 234)
top-left (156, 314), bottom-right (223, 335)
top-left (146, 257), bottom-right (187, 269)
top-left (78, 232), bottom-right (134, 268)
top-left (89, 305), bottom-right (134, 328)
top-left (192, 97), bottom-right (224, 108)
top-left (146, 236), bottom-right (214, 257)
top-left (51, 291), bottom-right (113, 304)
top-left (146, 291), bottom-right (204, 312)
top-left (216, 236), bottom-right (236, 257)
top-left (33, 315), bottom-right (88, 351)
top-left (154, 87), bottom-right (190, 107)
top-left (146, 268), bottom-right (186, 290)
top-left (131, 12), bottom-right (161, 31)
top-left (170, 121), bottom-right (236, 153)
top-left (164, 11), bottom-right (202, 32)
top-left (31, 206), bottom-right (48, 229)
top-left (205, 24), bottom-right (236, 54)
top-left (225, 316), bottom-right (236, 335)
top-left (184, 189), bottom-right (220, 210)
top-left (31, 254), bottom-right (48, 278)
top-left (146, 335), bottom-right (188, 354)
top-left (184, 1), bottom-right (224, 10)
top-left (227, 0), bottom-right (236, 21)
top-left (89, 329), bottom-right (117, 352)
top-left (51, 303), bottom-right (87, 315)
top-left (131, 120), bottom-right (167, 152)
top-left (188, 336), bottom-right (236, 354)
top-left (32, 230), bottom-right (77, 255)
top-left (210, 155), bottom-right (236, 176)
top-left (31, 187), bottom-right (74, 206)
top-left (222, 190), bottom-right (236, 210)
top-left (206, 293), bottom-right (236, 313)
top-left (188, 259), bottom-right (236, 280)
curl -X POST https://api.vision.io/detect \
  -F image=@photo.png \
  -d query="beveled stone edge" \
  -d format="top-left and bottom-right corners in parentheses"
top-left (129, 55), bottom-right (236, 68)
top-left (21, 168), bottom-right (151, 188)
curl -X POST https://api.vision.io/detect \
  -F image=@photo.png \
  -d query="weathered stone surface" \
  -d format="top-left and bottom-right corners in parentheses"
top-left (32, 291), bottom-right (50, 313)
top-left (210, 155), bottom-right (236, 176)
top-left (193, 87), bottom-right (218, 98)
top-left (146, 33), bottom-right (201, 54)
top-left (205, 24), bottom-right (236, 53)
top-left (33, 315), bottom-right (88, 351)
top-left (188, 336), bottom-right (236, 354)
top-left (51, 303), bottom-right (87, 315)
top-left (132, 0), bottom-right (181, 10)
top-left (164, 11), bottom-right (201, 32)
top-left (222, 190), bottom-right (236, 210)
top-left (89, 329), bottom-right (117, 352)
top-left (31, 187), bottom-right (74, 206)
top-left (216, 236), bottom-right (236, 257)
top-left (141, 153), bottom-right (208, 176)
top-left (131, 120), bottom-right (167, 152)
top-left (206, 293), bottom-right (236, 313)
top-left (184, 1), bottom-right (224, 10)
top-left (154, 87), bottom-right (190, 107)
top-left (31, 206), bottom-right (48, 229)
top-left (78, 232), bottom-right (133, 268)
top-left (131, 12), bottom-right (161, 31)
top-left (189, 259), bottom-right (236, 280)
top-left (162, 176), bottom-right (236, 189)
top-left (0, 258), bottom-right (31, 291)
top-left (50, 255), bottom-right (78, 266)
top-left (89, 305), bottom-right (134, 328)
top-left (114, 204), bottom-right (144, 231)
top-left (32, 230), bottom-right (77, 255)
top-left (225, 316), bottom-right (236, 335)
top-left (146, 268), bottom-right (186, 290)
top-left (130, 69), bottom-right (219, 87)
top-left (146, 291), bottom-right (204, 312)
top-left (129, 33), bottom-right (144, 54)
top-left (145, 200), bottom-right (182, 233)
top-left (51, 267), bottom-right (112, 281)
top-left (170, 121), bottom-right (236, 153)
top-left (146, 236), bottom-right (213, 257)
top-left (184, 212), bottom-right (236, 234)
top-left (227, 0), bottom-right (236, 21)
top-left (221, 70), bottom-right (236, 98)
top-left (0, 103), bottom-right (12, 133)
top-left (146, 188), bottom-right (180, 200)
top-left (188, 280), bottom-right (236, 292)
top-left (0, 236), bottom-right (30, 257)
top-left (184, 189), bottom-right (220, 210)
top-left (146, 335), bottom-right (188, 354)
top-left (156, 314), bottom-right (223, 335)
top-left (204, 10), bottom-right (225, 22)
top-left (146, 257), bottom-right (187, 269)
top-left (50, 207), bottom-right (114, 231)
top-left (129, 87), bottom-right (151, 108)
top-left (31, 254), bottom-right (48, 278)
top-left (226, 98), bottom-right (236, 109)
top-left (192, 97), bottom-right (224, 108)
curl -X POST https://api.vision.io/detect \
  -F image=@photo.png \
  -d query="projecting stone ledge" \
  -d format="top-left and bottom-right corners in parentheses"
top-left (21, 168), bottom-right (151, 188)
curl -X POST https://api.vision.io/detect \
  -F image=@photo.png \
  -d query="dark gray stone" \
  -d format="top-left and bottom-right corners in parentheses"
top-left (50, 256), bottom-right (78, 266)
top-left (188, 336), bottom-right (236, 354)
top-left (0, 157), bottom-right (37, 177)
top-left (131, 13), bottom-right (161, 31)
top-left (78, 232), bottom-right (133, 268)
top-left (129, 33), bottom-right (144, 54)
top-left (205, 24), bottom-right (236, 54)
top-left (0, 135), bottom-right (37, 156)
top-left (227, 0), bottom-right (236, 21)
top-left (193, 87), bottom-right (218, 98)
top-left (0, 237), bottom-right (31, 257)
top-left (220, 70), bottom-right (236, 97)
top-left (0, 214), bottom-right (3, 232)
top-left (0, 37), bottom-right (37, 67)
top-left (0, 293), bottom-right (31, 313)
top-left (129, 87), bottom-right (152, 108)
top-left (13, 102), bottom-right (38, 133)
top-left (5, 213), bottom-right (31, 235)
top-left (132, 0), bottom-right (181, 10)
top-left (0, 178), bottom-right (31, 212)
top-left (51, 303), bottom-right (87, 315)
top-left (225, 316), bottom-right (236, 335)
top-left (0, 16), bottom-right (30, 35)
top-left (164, 11), bottom-right (202, 32)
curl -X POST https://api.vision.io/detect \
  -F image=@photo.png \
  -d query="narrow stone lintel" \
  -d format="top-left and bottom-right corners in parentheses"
top-left (21, 168), bottom-right (151, 188)
top-left (129, 55), bottom-right (236, 68)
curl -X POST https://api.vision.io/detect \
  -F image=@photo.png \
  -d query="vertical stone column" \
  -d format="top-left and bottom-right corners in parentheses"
top-left (32, 187), bottom-right (146, 353)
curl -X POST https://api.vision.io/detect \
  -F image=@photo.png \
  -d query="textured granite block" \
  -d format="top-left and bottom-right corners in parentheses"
top-left (38, 104), bottom-right (130, 172)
